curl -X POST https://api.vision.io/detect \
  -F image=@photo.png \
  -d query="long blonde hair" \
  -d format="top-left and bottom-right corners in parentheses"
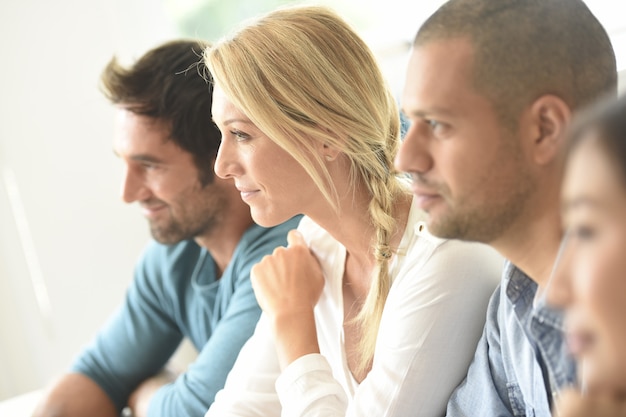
top-left (204, 5), bottom-right (407, 374)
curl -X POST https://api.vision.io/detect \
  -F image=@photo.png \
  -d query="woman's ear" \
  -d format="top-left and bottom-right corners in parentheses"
top-left (320, 142), bottom-right (341, 162)
top-left (527, 95), bottom-right (572, 165)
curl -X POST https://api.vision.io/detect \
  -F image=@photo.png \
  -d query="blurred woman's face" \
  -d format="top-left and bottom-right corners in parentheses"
top-left (551, 134), bottom-right (626, 397)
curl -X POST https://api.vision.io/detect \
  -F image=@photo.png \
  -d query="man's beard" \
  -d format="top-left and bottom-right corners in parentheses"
top-left (149, 216), bottom-right (210, 244)
top-left (413, 171), bottom-right (533, 244)
top-left (147, 195), bottom-right (226, 245)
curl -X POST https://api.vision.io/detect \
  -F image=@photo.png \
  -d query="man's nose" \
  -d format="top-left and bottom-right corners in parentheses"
top-left (395, 122), bottom-right (434, 175)
top-left (120, 165), bottom-right (150, 203)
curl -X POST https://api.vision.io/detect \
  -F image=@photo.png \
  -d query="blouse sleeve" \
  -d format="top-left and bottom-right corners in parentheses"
top-left (205, 314), bottom-right (283, 417)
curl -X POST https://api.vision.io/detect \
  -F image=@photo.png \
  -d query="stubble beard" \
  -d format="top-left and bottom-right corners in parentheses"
top-left (427, 205), bottom-right (516, 243)
top-left (148, 215), bottom-right (211, 244)
top-left (425, 171), bottom-right (533, 244)
top-left (148, 193), bottom-right (227, 245)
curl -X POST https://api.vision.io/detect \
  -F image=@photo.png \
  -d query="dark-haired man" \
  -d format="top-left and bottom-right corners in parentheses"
top-left (33, 39), bottom-right (300, 417)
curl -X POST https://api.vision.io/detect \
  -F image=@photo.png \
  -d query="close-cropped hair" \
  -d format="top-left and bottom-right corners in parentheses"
top-left (566, 93), bottom-right (626, 188)
top-left (205, 5), bottom-right (407, 373)
top-left (415, 0), bottom-right (617, 130)
top-left (100, 39), bottom-right (220, 185)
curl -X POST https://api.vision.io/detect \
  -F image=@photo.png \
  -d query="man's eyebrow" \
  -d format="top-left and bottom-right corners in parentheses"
top-left (131, 154), bottom-right (163, 164)
top-left (400, 105), bottom-right (455, 119)
top-left (401, 107), bottom-right (455, 119)
top-left (112, 149), bottom-right (163, 164)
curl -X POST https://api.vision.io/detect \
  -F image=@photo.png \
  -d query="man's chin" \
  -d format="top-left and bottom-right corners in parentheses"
top-left (149, 226), bottom-right (186, 245)
top-left (150, 234), bottom-right (181, 245)
top-left (424, 215), bottom-right (466, 240)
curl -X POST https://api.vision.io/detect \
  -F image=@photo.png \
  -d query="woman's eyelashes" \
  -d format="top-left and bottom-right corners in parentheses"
top-left (230, 129), bottom-right (251, 141)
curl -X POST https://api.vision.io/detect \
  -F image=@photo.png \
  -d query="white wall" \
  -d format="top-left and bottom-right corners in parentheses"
top-left (0, 0), bottom-right (176, 399)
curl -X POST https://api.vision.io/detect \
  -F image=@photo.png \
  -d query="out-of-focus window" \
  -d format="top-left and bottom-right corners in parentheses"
top-left (163, 0), bottom-right (626, 95)
top-left (162, 0), bottom-right (445, 97)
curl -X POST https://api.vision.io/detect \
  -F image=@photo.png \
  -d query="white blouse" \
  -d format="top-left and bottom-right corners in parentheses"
top-left (206, 198), bottom-right (503, 417)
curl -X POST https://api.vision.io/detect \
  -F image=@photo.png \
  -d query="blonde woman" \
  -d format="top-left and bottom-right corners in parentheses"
top-left (204, 6), bottom-right (502, 416)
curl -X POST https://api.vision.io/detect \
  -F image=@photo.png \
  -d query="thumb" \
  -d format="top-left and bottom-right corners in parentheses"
top-left (287, 229), bottom-right (306, 248)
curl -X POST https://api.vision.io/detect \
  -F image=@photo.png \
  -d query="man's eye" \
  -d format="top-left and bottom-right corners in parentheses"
top-left (426, 119), bottom-right (448, 136)
top-left (426, 119), bottom-right (440, 129)
top-left (423, 118), bottom-right (452, 138)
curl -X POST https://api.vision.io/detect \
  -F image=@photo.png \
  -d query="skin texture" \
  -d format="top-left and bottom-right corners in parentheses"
top-left (395, 36), bottom-right (569, 288)
top-left (547, 136), bottom-right (626, 415)
top-left (31, 374), bottom-right (118, 417)
top-left (127, 369), bottom-right (177, 416)
top-left (33, 108), bottom-right (254, 417)
top-left (212, 86), bottom-right (410, 383)
top-left (554, 388), bottom-right (626, 417)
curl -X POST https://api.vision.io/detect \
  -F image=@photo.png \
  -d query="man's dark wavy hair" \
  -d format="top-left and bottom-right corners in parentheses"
top-left (101, 39), bottom-right (219, 185)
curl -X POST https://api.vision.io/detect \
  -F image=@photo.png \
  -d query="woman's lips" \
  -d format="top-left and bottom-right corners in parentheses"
top-left (236, 186), bottom-right (260, 202)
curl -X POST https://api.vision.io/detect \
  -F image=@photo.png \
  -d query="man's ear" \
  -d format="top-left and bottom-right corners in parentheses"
top-left (527, 95), bottom-right (571, 165)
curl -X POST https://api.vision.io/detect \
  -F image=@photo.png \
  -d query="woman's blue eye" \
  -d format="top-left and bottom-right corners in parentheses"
top-left (230, 129), bottom-right (250, 141)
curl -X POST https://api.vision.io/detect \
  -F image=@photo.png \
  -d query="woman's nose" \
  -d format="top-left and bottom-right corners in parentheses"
top-left (214, 139), bottom-right (240, 179)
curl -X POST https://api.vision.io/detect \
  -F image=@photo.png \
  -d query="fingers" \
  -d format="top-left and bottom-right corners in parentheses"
top-left (287, 229), bottom-right (306, 248)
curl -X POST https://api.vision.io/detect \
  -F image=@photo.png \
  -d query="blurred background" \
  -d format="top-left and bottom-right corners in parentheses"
top-left (1, 0), bottom-right (625, 401)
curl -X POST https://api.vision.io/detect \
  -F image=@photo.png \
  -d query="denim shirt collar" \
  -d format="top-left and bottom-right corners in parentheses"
top-left (503, 261), bottom-right (577, 403)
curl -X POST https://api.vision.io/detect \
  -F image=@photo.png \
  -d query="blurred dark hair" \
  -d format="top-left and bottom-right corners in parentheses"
top-left (100, 39), bottom-right (219, 185)
top-left (566, 93), bottom-right (626, 187)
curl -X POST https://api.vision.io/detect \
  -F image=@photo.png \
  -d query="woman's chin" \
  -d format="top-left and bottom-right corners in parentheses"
top-left (251, 210), bottom-right (289, 228)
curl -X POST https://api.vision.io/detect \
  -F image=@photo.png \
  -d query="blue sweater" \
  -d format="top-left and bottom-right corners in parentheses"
top-left (72, 217), bottom-right (301, 416)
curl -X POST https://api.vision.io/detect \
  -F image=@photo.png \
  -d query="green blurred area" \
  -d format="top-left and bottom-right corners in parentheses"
top-left (164, 0), bottom-right (376, 42)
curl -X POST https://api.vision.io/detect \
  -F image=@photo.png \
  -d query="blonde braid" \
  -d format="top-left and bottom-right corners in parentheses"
top-left (353, 118), bottom-right (407, 374)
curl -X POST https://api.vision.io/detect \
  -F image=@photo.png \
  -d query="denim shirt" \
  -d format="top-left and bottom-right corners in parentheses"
top-left (446, 261), bottom-right (577, 417)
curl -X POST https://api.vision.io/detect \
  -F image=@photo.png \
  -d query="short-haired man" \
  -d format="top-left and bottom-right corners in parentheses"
top-left (33, 39), bottom-right (300, 417)
top-left (395, 0), bottom-right (616, 415)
